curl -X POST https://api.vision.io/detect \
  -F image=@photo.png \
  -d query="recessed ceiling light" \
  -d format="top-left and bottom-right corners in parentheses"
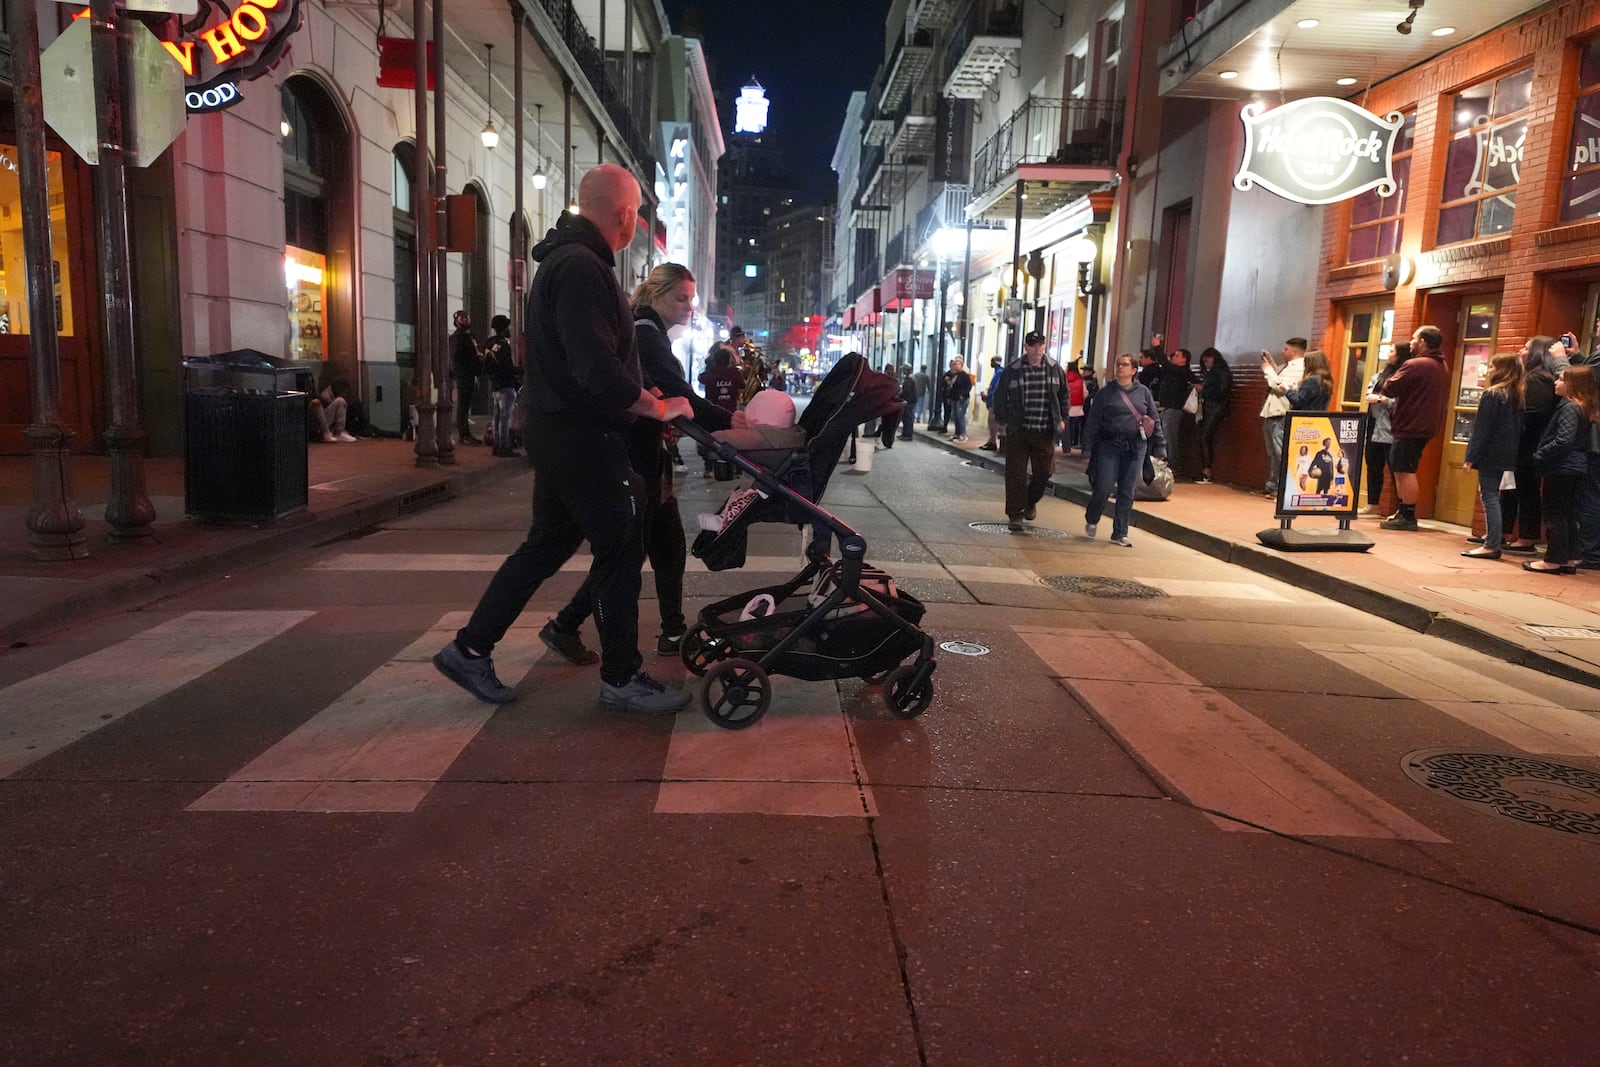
top-left (1296, 18), bottom-right (1319, 29)
top-left (1432, 26), bottom-right (1456, 36)
top-left (1219, 70), bottom-right (1239, 80)
top-left (1336, 77), bottom-right (1358, 86)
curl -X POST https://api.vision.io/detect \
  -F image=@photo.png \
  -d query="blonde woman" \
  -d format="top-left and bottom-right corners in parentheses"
top-left (1460, 353), bottom-right (1524, 559)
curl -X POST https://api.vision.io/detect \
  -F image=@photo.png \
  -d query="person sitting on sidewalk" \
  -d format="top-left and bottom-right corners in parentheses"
top-left (310, 378), bottom-right (356, 443)
top-left (1380, 325), bottom-right (1449, 531)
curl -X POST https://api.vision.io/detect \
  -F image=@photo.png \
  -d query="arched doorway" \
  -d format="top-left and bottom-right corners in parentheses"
top-left (462, 181), bottom-right (492, 334)
top-left (388, 141), bottom-right (418, 435)
top-left (280, 75), bottom-right (356, 397)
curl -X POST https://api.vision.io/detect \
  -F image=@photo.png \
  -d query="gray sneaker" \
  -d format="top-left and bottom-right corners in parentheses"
top-left (433, 641), bottom-right (516, 704)
top-left (599, 670), bottom-right (691, 714)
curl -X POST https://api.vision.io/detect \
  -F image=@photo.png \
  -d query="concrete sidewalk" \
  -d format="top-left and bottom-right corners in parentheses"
top-left (0, 438), bottom-right (528, 645)
top-left (911, 426), bottom-right (1600, 689)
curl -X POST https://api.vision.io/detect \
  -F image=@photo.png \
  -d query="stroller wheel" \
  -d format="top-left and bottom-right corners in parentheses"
top-left (681, 626), bottom-right (721, 676)
top-left (698, 658), bottom-right (772, 730)
top-left (882, 664), bottom-right (934, 719)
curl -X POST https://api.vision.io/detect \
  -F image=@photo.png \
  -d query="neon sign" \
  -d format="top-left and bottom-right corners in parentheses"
top-left (1234, 98), bottom-right (1402, 206)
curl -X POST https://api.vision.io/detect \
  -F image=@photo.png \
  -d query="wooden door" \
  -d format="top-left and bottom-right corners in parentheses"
top-left (1436, 297), bottom-right (1502, 527)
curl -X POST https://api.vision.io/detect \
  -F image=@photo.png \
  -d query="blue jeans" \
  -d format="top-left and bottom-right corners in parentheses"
top-left (1577, 457), bottom-right (1600, 564)
top-left (1476, 468), bottom-right (1506, 550)
top-left (1086, 437), bottom-right (1147, 540)
top-left (492, 388), bottom-right (517, 451)
top-left (952, 402), bottom-right (968, 438)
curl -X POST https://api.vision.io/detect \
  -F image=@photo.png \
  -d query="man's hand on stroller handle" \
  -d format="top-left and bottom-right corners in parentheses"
top-left (658, 396), bottom-right (693, 423)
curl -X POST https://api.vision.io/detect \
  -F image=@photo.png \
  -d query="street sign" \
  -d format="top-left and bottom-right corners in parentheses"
top-left (42, 18), bottom-right (186, 166)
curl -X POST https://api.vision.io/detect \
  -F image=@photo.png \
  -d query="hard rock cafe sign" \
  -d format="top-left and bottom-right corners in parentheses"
top-left (1234, 97), bottom-right (1402, 206)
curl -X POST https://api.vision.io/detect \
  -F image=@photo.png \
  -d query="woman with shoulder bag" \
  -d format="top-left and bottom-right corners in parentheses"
top-left (1083, 352), bottom-right (1165, 548)
top-left (1460, 353), bottom-right (1524, 560)
top-left (1526, 365), bottom-right (1596, 573)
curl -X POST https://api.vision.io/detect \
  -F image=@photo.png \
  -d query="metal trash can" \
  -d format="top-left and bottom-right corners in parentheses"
top-left (183, 349), bottom-right (314, 522)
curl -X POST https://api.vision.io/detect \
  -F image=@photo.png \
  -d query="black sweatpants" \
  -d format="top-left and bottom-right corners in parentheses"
top-left (557, 456), bottom-right (688, 638)
top-left (457, 418), bottom-right (645, 685)
top-left (456, 376), bottom-right (477, 439)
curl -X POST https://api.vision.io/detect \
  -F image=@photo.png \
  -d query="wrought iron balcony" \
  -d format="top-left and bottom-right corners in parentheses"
top-left (943, 0), bottom-right (1022, 100)
top-left (879, 30), bottom-right (935, 114)
top-left (530, 0), bottom-right (651, 165)
top-left (908, 0), bottom-right (967, 33)
top-left (886, 91), bottom-right (936, 160)
top-left (969, 96), bottom-right (1122, 219)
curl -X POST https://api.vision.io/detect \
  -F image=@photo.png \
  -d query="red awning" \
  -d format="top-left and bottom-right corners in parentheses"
top-left (879, 268), bottom-right (936, 311)
top-left (852, 288), bottom-right (881, 325)
top-left (843, 306), bottom-right (856, 329)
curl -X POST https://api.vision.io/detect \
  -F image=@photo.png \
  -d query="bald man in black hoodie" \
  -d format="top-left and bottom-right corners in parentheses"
top-left (434, 165), bottom-right (694, 715)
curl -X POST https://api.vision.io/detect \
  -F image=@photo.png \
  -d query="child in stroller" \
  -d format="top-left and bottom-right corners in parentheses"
top-left (672, 353), bottom-right (937, 729)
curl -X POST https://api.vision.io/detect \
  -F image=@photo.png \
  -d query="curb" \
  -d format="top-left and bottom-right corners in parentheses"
top-left (1, 458), bottom-right (528, 647)
top-left (916, 429), bottom-right (1600, 690)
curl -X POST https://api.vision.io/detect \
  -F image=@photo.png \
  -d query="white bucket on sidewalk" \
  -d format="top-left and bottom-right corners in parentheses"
top-left (853, 439), bottom-right (875, 472)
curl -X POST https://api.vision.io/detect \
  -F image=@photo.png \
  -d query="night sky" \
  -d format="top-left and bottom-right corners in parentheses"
top-left (659, 0), bottom-right (891, 205)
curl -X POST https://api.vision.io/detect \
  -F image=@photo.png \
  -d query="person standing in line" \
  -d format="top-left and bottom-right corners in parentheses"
top-left (1195, 347), bottom-right (1232, 483)
top-left (897, 364), bottom-right (919, 440)
top-left (944, 357), bottom-right (975, 441)
top-left (1083, 352), bottom-right (1165, 548)
top-left (450, 309), bottom-right (483, 445)
top-left (1460, 352), bottom-right (1524, 560)
top-left (1287, 349), bottom-right (1334, 411)
top-left (1576, 370), bottom-right (1600, 569)
top-left (993, 331), bottom-right (1070, 530)
top-left (545, 262), bottom-right (732, 660)
top-left (1156, 347), bottom-right (1198, 475)
top-left (1360, 341), bottom-right (1411, 515)
top-left (1379, 325), bottom-right (1450, 531)
top-left (1504, 336), bottom-right (1559, 552)
top-left (1259, 337), bottom-right (1306, 496)
top-left (912, 364), bottom-right (931, 424)
top-left (1063, 359), bottom-right (1087, 453)
top-left (1526, 365), bottom-right (1596, 573)
top-left (980, 356), bottom-right (1006, 451)
top-left (432, 164), bottom-right (695, 713)
top-left (484, 314), bottom-right (521, 456)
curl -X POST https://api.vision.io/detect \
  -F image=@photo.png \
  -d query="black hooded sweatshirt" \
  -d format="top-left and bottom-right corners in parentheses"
top-left (520, 213), bottom-right (642, 426)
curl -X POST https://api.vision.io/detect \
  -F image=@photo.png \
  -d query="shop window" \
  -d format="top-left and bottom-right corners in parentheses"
top-left (0, 146), bottom-right (75, 336)
top-left (1450, 301), bottom-right (1499, 445)
top-left (1436, 69), bottom-right (1531, 245)
top-left (1347, 112), bottom-right (1414, 263)
top-left (1561, 37), bottom-right (1600, 221)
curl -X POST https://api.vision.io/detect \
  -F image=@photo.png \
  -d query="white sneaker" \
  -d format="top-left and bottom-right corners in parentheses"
top-left (321, 432), bottom-right (336, 443)
top-left (1111, 536), bottom-right (1133, 547)
top-left (336, 432), bottom-right (357, 442)
top-left (1084, 522), bottom-right (1098, 539)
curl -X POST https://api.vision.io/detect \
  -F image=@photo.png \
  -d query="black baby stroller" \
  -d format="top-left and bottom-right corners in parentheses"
top-left (673, 353), bottom-right (937, 730)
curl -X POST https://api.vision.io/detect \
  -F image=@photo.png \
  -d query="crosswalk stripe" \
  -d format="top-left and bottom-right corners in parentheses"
top-left (189, 612), bottom-right (540, 813)
top-left (307, 551), bottom-right (1038, 585)
top-left (657, 679), bottom-right (874, 818)
top-left (0, 611), bottom-right (315, 780)
top-left (1304, 642), bottom-right (1600, 757)
top-left (1016, 626), bottom-right (1447, 841)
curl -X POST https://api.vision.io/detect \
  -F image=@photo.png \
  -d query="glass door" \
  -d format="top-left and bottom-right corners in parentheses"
top-left (1437, 298), bottom-right (1500, 527)
top-left (1338, 300), bottom-right (1394, 412)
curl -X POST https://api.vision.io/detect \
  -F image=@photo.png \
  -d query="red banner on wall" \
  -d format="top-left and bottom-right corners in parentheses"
top-left (377, 37), bottom-right (436, 89)
top-left (880, 267), bottom-right (935, 310)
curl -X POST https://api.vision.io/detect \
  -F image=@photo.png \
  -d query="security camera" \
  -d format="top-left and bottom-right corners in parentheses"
top-left (1397, 18), bottom-right (1412, 33)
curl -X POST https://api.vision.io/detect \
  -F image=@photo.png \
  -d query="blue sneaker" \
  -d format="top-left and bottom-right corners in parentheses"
top-left (599, 671), bottom-right (691, 714)
top-left (433, 641), bottom-right (516, 704)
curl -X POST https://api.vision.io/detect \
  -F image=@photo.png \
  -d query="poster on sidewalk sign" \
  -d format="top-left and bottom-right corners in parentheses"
top-left (1275, 411), bottom-right (1365, 518)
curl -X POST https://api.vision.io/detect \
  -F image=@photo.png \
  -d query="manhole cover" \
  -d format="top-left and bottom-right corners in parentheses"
top-left (1522, 624), bottom-right (1600, 640)
top-left (1402, 749), bottom-right (1600, 838)
top-left (969, 522), bottom-right (1069, 539)
top-left (939, 640), bottom-right (990, 656)
top-left (1038, 575), bottom-right (1168, 599)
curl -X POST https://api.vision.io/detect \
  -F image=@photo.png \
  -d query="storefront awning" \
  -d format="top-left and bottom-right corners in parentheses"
top-left (879, 267), bottom-right (935, 311)
top-left (843, 306), bottom-right (856, 329)
top-left (852, 288), bottom-right (881, 325)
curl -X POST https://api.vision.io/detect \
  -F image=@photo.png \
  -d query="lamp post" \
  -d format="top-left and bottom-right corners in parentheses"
top-left (410, 0), bottom-right (436, 466)
top-left (1069, 231), bottom-right (1106, 374)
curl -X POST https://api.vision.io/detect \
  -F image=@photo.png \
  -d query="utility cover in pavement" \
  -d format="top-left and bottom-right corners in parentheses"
top-left (939, 641), bottom-right (990, 656)
top-left (969, 522), bottom-right (1068, 539)
top-left (1039, 575), bottom-right (1168, 600)
top-left (1402, 749), bottom-right (1600, 838)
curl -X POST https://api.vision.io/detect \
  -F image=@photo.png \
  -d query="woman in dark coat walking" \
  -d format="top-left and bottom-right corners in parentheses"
top-left (1460, 353), bottom-right (1523, 559)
